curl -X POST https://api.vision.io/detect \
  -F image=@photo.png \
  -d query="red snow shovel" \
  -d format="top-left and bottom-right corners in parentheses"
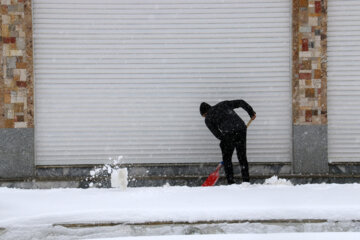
top-left (201, 119), bottom-right (254, 187)
top-left (202, 162), bottom-right (223, 186)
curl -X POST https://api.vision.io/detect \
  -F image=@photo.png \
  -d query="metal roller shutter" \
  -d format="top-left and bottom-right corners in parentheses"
top-left (33, 0), bottom-right (291, 165)
top-left (328, 0), bottom-right (360, 162)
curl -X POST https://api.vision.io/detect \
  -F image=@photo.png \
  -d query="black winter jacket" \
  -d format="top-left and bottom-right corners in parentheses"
top-left (204, 100), bottom-right (256, 141)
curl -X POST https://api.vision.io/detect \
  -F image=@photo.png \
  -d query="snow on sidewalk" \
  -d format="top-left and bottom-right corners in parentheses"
top-left (86, 232), bottom-right (360, 240)
top-left (1, 179), bottom-right (360, 228)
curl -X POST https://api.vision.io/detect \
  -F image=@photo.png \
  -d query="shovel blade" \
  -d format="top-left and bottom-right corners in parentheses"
top-left (202, 164), bottom-right (221, 187)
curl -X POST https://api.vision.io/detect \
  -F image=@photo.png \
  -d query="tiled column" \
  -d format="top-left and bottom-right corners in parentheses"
top-left (0, 0), bottom-right (34, 178)
top-left (292, 0), bottom-right (328, 174)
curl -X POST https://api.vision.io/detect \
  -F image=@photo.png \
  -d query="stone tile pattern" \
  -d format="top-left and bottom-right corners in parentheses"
top-left (292, 0), bottom-right (327, 125)
top-left (0, 0), bottom-right (33, 128)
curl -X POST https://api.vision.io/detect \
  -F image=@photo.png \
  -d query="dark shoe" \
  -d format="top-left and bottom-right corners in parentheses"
top-left (228, 179), bottom-right (236, 185)
top-left (242, 178), bottom-right (250, 183)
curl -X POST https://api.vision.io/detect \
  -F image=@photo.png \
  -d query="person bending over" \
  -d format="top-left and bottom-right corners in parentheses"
top-left (200, 100), bottom-right (256, 184)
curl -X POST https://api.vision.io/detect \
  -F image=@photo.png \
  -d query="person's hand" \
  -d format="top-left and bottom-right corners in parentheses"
top-left (251, 114), bottom-right (256, 120)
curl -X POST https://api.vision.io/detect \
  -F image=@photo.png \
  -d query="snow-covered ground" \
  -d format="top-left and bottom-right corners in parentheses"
top-left (86, 232), bottom-right (360, 240)
top-left (1, 178), bottom-right (360, 239)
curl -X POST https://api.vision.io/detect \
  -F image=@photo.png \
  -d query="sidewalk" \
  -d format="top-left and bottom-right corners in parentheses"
top-left (2, 179), bottom-right (360, 226)
top-left (1, 178), bottom-right (360, 239)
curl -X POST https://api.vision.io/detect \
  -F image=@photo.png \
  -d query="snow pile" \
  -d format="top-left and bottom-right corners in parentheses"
top-left (111, 168), bottom-right (128, 190)
top-left (264, 176), bottom-right (292, 186)
top-left (2, 183), bottom-right (360, 227)
top-left (86, 156), bottom-right (125, 187)
top-left (2, 184), bottom-right (360, 239)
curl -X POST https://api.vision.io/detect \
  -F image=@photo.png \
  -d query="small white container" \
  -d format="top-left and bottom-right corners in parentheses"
top-left (111, 168), bottom-right (128, 190)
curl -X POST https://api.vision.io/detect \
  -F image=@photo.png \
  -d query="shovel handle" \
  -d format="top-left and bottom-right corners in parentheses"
top-left (246, 119), bottom-right (253, 128)
top-left (215, 162), bottom-right (223, 171)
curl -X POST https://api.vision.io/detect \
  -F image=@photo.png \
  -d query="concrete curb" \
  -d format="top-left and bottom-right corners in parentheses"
top-left (53, 219), bottom-right (360, 228)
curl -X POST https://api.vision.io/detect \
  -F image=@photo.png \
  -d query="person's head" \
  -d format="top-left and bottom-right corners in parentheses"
top-left (199, 102), bottom-right (211, 117)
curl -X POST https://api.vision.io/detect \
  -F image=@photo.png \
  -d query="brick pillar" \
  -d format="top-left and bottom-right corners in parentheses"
top-left (292, 0), bottom-right (328, 174)
top-left (0, 0), bottom-right (34, 178)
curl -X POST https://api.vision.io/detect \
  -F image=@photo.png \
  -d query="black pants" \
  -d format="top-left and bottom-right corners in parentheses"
top-left (220, 131), bottom-right (249, 184)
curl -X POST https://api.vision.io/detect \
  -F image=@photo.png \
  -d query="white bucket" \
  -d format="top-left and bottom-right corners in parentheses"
top-left (111, 168), bottom-right (128, 190)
